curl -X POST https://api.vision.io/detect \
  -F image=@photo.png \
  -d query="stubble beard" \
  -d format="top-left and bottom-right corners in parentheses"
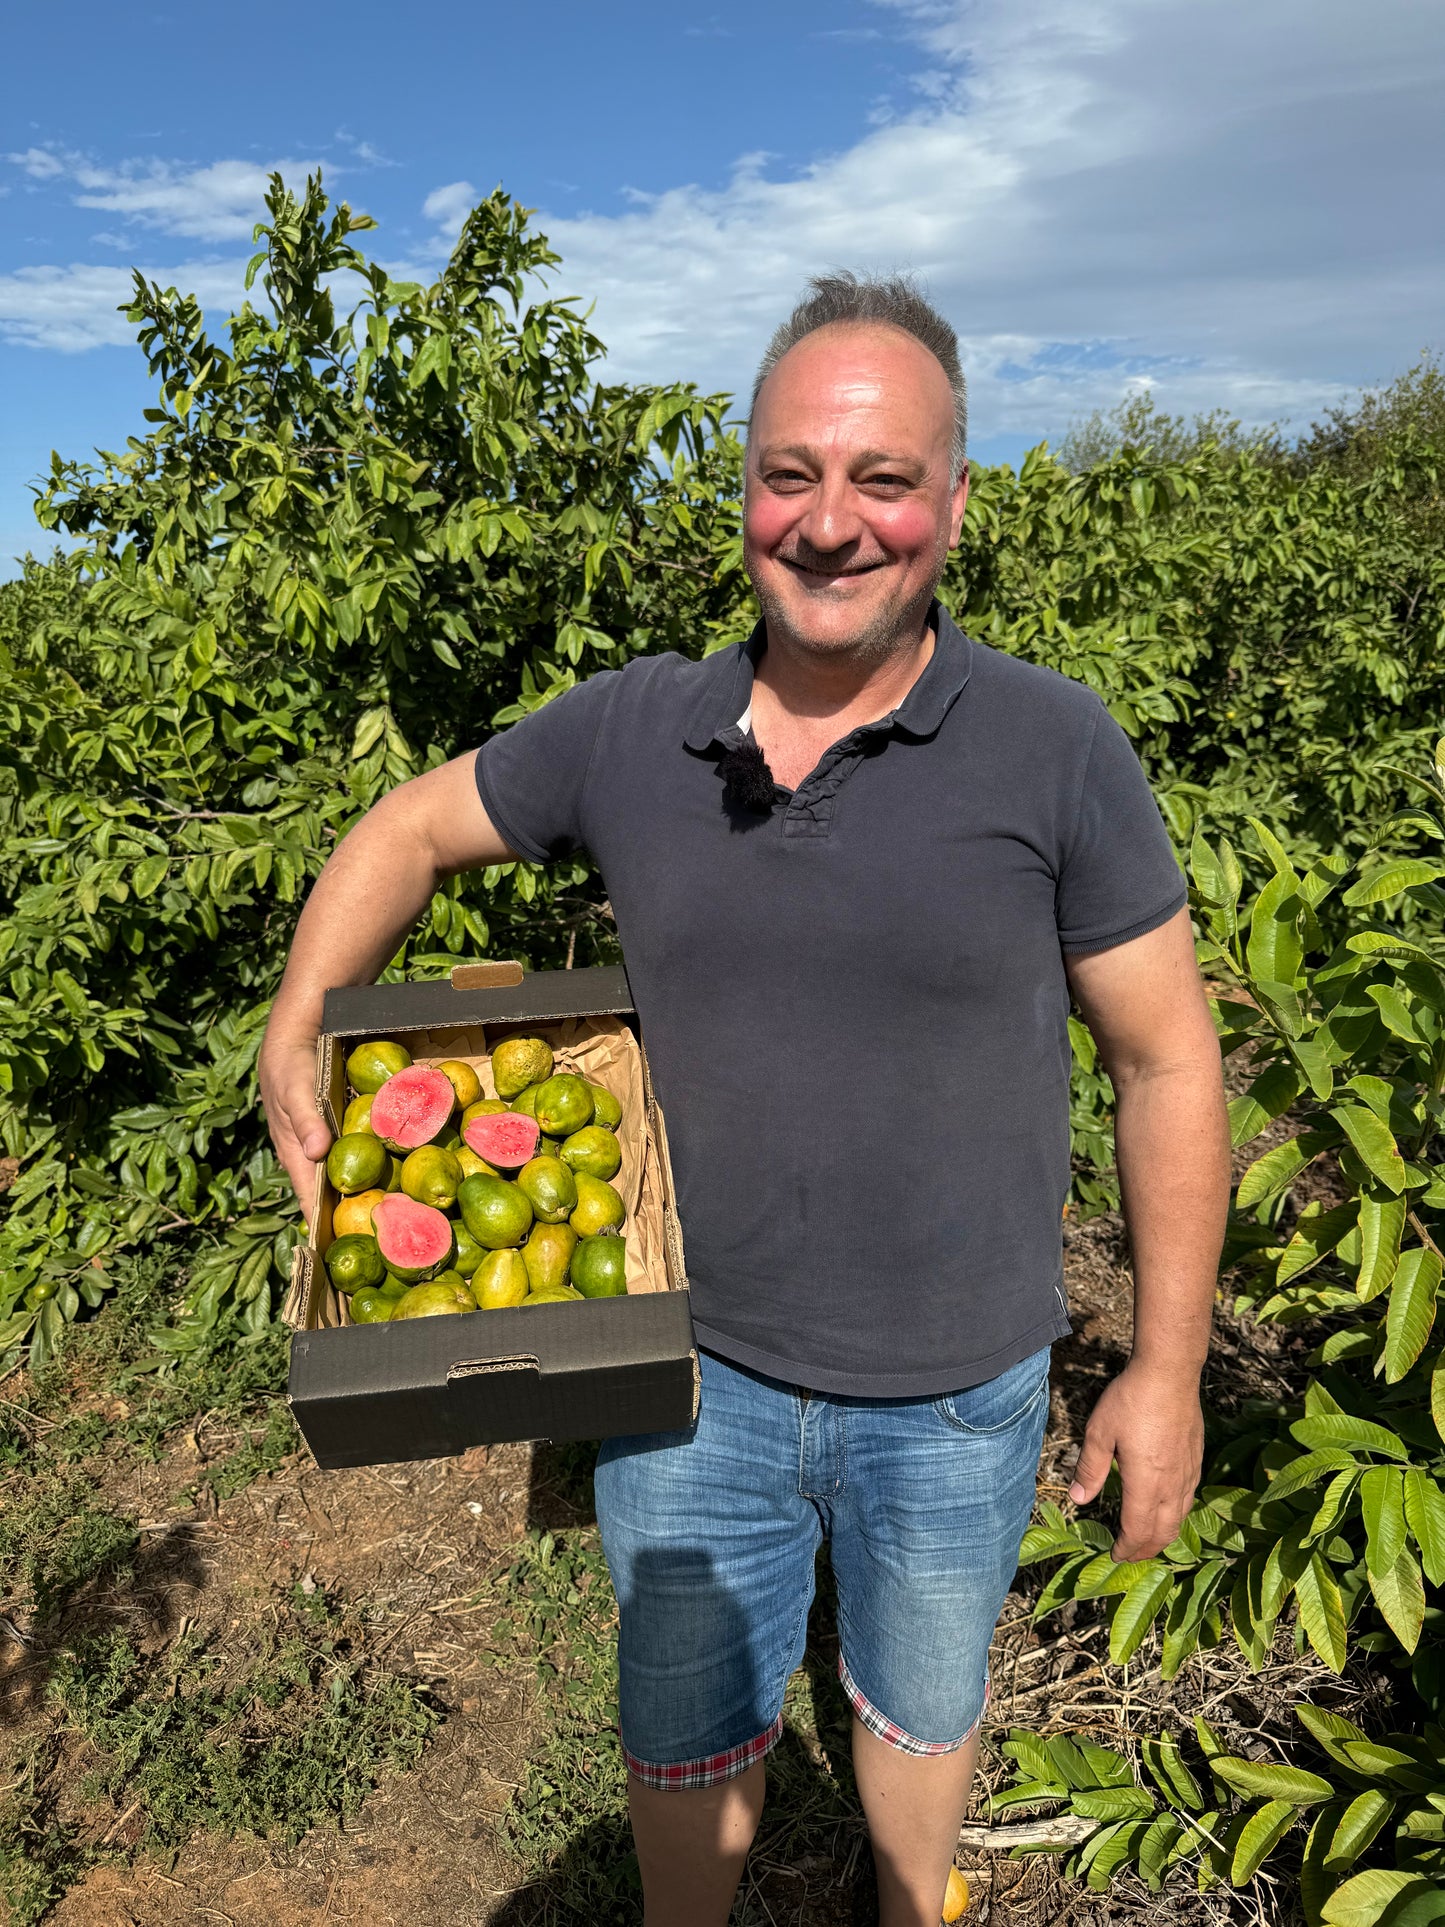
top-left (747, 533), bottom-right (951, 671)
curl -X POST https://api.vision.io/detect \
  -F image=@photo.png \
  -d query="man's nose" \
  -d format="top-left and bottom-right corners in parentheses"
top-left (794, 470), bottom-right (863, 554)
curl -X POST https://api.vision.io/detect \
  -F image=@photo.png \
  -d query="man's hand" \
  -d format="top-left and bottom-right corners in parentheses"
top-left (1068, 1361), bottom-right (1204, 1560)
top-left (259, 1034), bottom-right (333, 1224)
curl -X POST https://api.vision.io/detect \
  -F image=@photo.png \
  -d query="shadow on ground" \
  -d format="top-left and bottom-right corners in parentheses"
top-left (0, 1517), bottom-right (207, 1725)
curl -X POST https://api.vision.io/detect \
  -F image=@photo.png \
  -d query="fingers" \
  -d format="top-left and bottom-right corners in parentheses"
top-left (1113, 1476), bottom-right (1199, 1562)
top-left (1068, 1422), bottom-right (1116, 1507)
top-left (260, 1050), bottom-right (332, 1221)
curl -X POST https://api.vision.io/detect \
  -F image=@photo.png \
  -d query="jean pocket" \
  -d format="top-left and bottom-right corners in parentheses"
top-left (935, 1348), bottom-right (1052, 1436)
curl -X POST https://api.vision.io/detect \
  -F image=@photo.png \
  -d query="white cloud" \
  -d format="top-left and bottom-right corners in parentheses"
top-left (4, 147), bottom-right (323, 241)
top-left (422, 180), bottom-right (477, 236)
top-left (536, 0), bottom-right (1445, 441)
top-left (0, 259), bottom-right (246, 352)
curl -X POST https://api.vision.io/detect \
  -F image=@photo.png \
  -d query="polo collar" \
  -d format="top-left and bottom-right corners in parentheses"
top-left (682, 601), bottom-right (972, 752)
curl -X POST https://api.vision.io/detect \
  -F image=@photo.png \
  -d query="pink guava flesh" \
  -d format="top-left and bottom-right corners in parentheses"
top-left (462, 1111), bottom-right (541, 1171)
top-left (370, 1065), bottom-right (456, 1150)
top-left (371, 1195), bottom-right (454, 1280)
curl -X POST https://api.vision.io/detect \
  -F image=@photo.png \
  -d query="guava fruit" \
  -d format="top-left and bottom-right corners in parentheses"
top-left (462, 1110), bottom-right (541, 1172)
top-left (457, 1173), bottom-right (534, 1249)
top-left (456, 1146), bottom-right (498, 1180)
top-left (326, 1132), bottom-right (390, 1196)
top-left (508, 1084), bottom-right (543, 1120)
top-left (559, 1126), bottom-right (621, 1181)
top-left (370, 1065), bottom-right (457, 1151)
top-left (349, 1286), bottom-right (395, 1323)
top-left (470, 1249), bottom-right (530, 1310)
top-left (380, 1272), bottom-right (410, 1301)
top-left (437, 1058), bottom-right (483, 1109)
top-left (332, 1189), bottom-right (387, 1239)
top-left (451, 1221), bottom-right (486, 1277)
top-left (584, 1081), bottom-right (623, 1132)
top-left (517, 1156), bottom-right (577, 1224)
top-left (342, 1092), bottom-right (375, 1135)
top-left (492, 1036), bottom-right (554, 1099)
top-left (533, 1074), bottom-right (595, 1139)
top-left (346, 1038), bottom-right (412, 1094)
top-left (400, 1144), bottom-right (464, 1210)
top-left (392, 1277), bottom-right (474, 1319)
top-left (570, 1172), bottom-right (626, 1237)
top-left (522, 1221), bottom-right (578, 1295)
top-left (385, 1154), bottom-right (405, 1191)
top-left (521, 1285), bottom-right (583, 1305)
top-left (325, 1233), bottom-right (385, 1295)
top-left (371, 1194), bottom-right (455, 1281)
top-left (571, 1235), bottom-right (628, 1299)
top-left (461, 1098), bottom-right (510, 1126)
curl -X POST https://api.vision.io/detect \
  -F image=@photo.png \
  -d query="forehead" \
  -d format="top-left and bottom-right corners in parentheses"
top-left (752, 322), bottom-right (953, 446)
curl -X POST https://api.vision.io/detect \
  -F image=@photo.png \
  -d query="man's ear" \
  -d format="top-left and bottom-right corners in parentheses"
top-left (949, 464), bottom-right (970, 547)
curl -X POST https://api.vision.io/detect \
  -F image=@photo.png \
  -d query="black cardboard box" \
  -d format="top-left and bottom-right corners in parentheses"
top-left (284, 962), bottom-right (698, 1470)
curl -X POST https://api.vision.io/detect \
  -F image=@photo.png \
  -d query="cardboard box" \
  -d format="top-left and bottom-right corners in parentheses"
top-left (284, 962), bottom-right (698, 1469)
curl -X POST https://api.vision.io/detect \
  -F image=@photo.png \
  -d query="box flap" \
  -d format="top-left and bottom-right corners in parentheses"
top-left (321, 962), bottom-right (633, 1037)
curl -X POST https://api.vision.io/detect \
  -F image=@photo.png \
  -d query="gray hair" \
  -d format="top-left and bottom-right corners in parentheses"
top-left (750, 271), bottom-right (968, 478)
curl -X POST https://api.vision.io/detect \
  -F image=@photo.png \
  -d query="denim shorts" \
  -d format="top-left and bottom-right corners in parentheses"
top-left (593, 1343), bottom-right (1051, 1789)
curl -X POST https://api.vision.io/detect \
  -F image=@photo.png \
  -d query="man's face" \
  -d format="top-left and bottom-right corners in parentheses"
top-left (744, 322), bottom-right (968, 665)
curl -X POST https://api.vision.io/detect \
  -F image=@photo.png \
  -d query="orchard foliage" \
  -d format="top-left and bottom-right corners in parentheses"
top-left (0, 174), bottom-right (739, 1367)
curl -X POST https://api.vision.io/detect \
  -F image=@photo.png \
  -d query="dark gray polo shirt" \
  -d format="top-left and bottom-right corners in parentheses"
top-left (475, 605), bottom-right (1185, 1397)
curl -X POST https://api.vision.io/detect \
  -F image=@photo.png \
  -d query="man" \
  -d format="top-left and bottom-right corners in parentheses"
top-left (261, 273), bottom-right (1230, 1926)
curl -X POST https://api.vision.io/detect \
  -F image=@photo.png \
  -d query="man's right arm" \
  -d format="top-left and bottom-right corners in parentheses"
top-left (259, 751), bottom-right (517, 1211)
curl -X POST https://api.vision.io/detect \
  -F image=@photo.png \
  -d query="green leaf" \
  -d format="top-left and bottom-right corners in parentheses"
top-left (1330, 1105), bottom-right (1406, 1194)
top-left (1247, 873), bottom-right (1305, 985)
top-left (1342, 859), bottom-right (1445, 907)
top-left (1210, 1759), bottom-right (1336, 1806)
top-left (1071, 1786), bottom-right (1157, 1822)
top-left (1368, 1546), bottom-right (1425, 1653)
top-left (1288, 1414), bottom-right (1408, 1459)
top-left (1324, 1791), bottom-right (1396, 1871)
top-left (1267, 1448), bottom-right (1362, 1502)
top-left (1357, 1195), bottom-right (1406, 1301)
top-left (1294, 1552), bottom-right (1348, 1672)
top-left (1108, 1563), bottom-right (1176, 1664)
top-left (1230, 1060), bottom-right (1304, 1147)
top-left (1136, 1811), bottom-right (1186, 1891)
top-left (1237, 1134), bottom-right (1322, 1210)
top-left (1322, 1870), bottom-right (1445, 1926)
top-left (1385, 1247), bottom-right (1441, 1381)
top-left (1402, 1468), bottom-right (1445, 1586)
top-left (1231, 1799), bottom-right (1297, 1885)
top-left (1360, 1465), bottom-right (1407, 1577)
top-left (1277, 1202), bottom-right (1360, 1284)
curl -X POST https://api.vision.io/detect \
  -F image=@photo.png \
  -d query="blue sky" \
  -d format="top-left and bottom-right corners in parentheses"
top-left (3, 0), bottom-right (1442, 574)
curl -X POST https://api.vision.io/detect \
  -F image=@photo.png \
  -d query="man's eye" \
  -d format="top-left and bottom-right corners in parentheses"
top-left (767, 470), bottom-right (811, 489)
top-left (866, 474), bottom-right (910, 490)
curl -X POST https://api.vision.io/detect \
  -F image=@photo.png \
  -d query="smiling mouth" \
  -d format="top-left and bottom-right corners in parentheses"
top-left (780, 556), bottom-right (885, 581)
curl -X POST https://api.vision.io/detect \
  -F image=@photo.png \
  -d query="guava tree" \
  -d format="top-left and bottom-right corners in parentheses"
top-left (0, 174), bottom-right (742, 1367)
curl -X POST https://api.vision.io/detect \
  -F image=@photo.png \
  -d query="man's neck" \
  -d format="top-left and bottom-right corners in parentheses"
top-left (751, 618), bottom-right (936, 730)
top-left (744, 616), bottom-right (937, 792)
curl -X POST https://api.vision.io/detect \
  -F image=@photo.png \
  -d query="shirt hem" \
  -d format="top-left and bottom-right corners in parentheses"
top-left (1057, 882), bottom-right (1187, 956)
top-left (692, 1310), bottom-right (1073, 1400)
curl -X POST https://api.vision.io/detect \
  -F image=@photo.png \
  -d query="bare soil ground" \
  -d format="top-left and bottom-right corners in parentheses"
top-left (3, 1208), bottom-right (1350, 1927)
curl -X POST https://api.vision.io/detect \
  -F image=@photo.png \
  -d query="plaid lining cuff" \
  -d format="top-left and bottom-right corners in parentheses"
top-left (838, 1655), bottom-right (986, 1757)
top-left (623, 1712), bottom-right (784, 1790)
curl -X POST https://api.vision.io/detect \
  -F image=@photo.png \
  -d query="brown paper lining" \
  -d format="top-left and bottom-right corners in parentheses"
top-left (284, 1012), bottom-right (677, 1332)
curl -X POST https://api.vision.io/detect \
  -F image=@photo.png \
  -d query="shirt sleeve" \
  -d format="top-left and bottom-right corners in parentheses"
top-left (474, 671), bottom-right (619, 863)
top-left (1055, 706), bottom-right (1187, 953)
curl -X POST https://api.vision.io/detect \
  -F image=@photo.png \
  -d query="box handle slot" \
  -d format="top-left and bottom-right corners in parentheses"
top-left (448, 1354), bottom-right (540, 1382)
top-left (450, 961), bottom-right (524, 991)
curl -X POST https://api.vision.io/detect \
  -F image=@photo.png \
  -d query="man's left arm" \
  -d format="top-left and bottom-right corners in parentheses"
top-left (1063, 905), bottom-right (1231, 1560)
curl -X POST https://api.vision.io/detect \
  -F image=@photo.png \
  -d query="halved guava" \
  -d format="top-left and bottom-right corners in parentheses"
top-left (371, 1194), bottom-right (455, 1281)
top-left (462, 1110), bottom-right (541, 1172)
top-left (370, 1065), bottom-right (457, 1151)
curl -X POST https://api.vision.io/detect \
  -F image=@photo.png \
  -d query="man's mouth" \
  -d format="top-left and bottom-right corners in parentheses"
top-left (779, 556), bottom-right (886, 581)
